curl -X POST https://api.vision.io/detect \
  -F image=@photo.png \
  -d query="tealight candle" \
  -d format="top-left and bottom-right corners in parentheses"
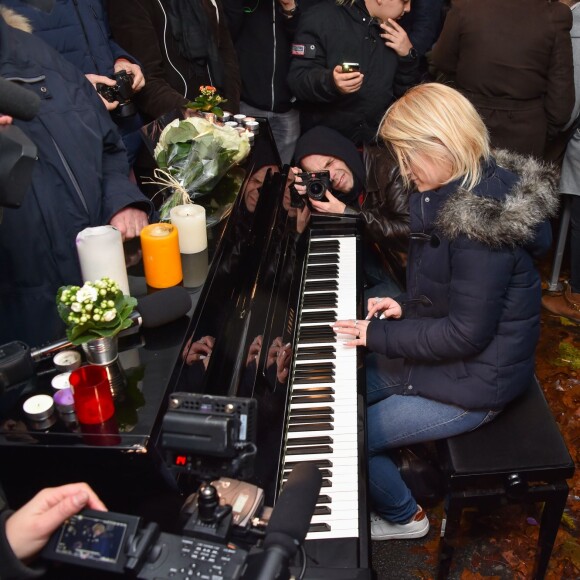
top-left (221, 111), bottom-right (232, 122)
top-left (53, 350), bottom-right (82, 372)
top-left (170, 204), bottom-right (208, 254)
top-left (76, 226), bottom-right (130, 295)
top-left (245, 121), bottom-right (260, 134)
top-left (51, 371), bottom-right (72, 390)
top-left (53, 387), bottom-right (75, 414)
top-left (243, 116), bottom-right (256, 125)
top-left (23, 394), bottom-right (55, 421)
top-left (233, 114), bottom-right (246, 123)
top-left (140, 223), bottom-right (183, 288)
top-left (224, 121), bottom-right (238, 128)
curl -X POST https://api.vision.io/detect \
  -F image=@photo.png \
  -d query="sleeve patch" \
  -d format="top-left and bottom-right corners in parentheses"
top-left (291, 43), bottom-right (316, 58)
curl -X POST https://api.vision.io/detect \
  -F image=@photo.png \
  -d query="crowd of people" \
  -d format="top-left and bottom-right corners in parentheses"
top-left (0, 0), bottom-right (578, 576)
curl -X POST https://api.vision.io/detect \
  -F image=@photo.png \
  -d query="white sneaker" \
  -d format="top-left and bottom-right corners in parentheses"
top-left (370, 506), bottom-right (430, 540)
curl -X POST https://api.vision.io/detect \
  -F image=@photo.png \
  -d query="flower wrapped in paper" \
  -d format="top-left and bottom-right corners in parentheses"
top-left (153, 116), bottom-right (251, 222)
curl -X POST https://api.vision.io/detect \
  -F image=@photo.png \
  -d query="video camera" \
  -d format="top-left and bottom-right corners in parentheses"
top-left (42, 508), bottom-right (249, 579)
top-left (96, 70), bottom-right (137, 118)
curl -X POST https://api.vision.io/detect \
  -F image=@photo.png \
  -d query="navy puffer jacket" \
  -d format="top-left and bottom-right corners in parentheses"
top-left (366, 151), bottom-right (558, 410)
top-left (1, 0), bottom-right (132, 75)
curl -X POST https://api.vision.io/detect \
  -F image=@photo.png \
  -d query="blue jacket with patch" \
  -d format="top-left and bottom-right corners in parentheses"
top-left (287, 0), bottom-right (420, 144)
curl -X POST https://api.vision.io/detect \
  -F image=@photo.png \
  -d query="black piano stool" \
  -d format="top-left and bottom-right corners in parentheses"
top-left (435, 376), bottom-right (575, 579)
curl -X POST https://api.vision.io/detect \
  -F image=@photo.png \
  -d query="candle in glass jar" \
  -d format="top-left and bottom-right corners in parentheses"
top-left (140, 223), bottom-right (183, 288)
top-left (170, 204), bottom-right (208, 254)
top-left (76, 226), bottom-right (130, 295)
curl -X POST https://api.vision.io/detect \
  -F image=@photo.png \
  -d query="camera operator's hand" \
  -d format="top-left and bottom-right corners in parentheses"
top-left (114, 59), bottom-right (145, 93)
top-left (309, 190), bottom-right (346, 214)
top-left (290, 166), bottom-right (307, 196)
top-left (109, 207), bottom-right (149, 241)
top-left (0, 114), bottom-right (13, 125)
top-left (85, 74), bottom-right (119, 111)
top-left (332, 65), bottom-right (363, 95)
top-left (5, 483), bottom-right (107, 562)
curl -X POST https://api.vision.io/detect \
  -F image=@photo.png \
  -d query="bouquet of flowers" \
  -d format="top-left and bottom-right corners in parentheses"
top-left (153, 115), bottom-right (251, 221)
top-left (56, 277), bottom-right (137, 345)
top-left (186, 85), bottom-right (227, 117)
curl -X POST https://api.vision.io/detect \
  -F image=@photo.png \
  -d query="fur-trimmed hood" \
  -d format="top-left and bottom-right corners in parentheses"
top-left (0, 5), bottom-right (32, 32)
top-left (436, 149), bottom-right (559, 248)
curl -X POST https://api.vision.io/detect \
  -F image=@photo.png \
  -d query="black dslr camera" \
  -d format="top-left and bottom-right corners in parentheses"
top-left (296, 170), bottom-right (331, 201)
top-left (96, 70), bottom-right (136, 118)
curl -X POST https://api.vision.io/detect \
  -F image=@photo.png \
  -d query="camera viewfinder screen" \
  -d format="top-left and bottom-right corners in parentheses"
top-left (55, 514), bottom-right (127, 564)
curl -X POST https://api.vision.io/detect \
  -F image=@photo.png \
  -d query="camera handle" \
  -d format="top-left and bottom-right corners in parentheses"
top-left (126, 522), bottom-right (162, 573)
top-left (182, 481), bottom-right (233, 542)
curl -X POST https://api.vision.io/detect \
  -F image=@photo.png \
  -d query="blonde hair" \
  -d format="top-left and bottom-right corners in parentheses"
top-left (378, 83), bottom-right (490, 191)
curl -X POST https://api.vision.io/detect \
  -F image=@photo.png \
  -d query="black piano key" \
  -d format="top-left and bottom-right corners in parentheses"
top-left (294, 363), bottom-right (335, 372)
top-left (298, 325), bottom-right (336, 341)
top-left (293, 376), bottom-right (335, 386)
top-left (295, 361), bottom-right (335, 371)
top-left (317, 494), bottom-right (332, 504)
top-left (309, 240), bottom-right (340, 253)
top-left (289, 406), bottom-right (334, 415)
top-left (304, 280), bottom-right (338, 293)
top-left (320, 478), bottom-right (332, 488)
top-left (296, 347), bottom-right (335, 361)
top-left (286, 436), bottom-right (333, 446)
top-left (313, 506), bottom-right (332, 516)
top-left (287, 422), bottom-right (334, 432)
top-left (303, 293), bottom-right (337, 309)
top-left (308, 253), bottom-right (339, 265)
top-left (284, 459), bottom-right (333, 469)
top-left (309, 523), bottom-right (331, 533)
top-left (284, 468), bottom-right (332, 479)
top-left (288, 414), bottom-right (333, 424)
top-left (291, 394), bottom-right (335, 404)
top-left (300, 309), bottom-right (337, 323)
top-left (306, 265), bottom-right (339, 279)
top-left (291, 386), bottom-right (335, 395)
top-left (285, 444), bottom-right (333, 455)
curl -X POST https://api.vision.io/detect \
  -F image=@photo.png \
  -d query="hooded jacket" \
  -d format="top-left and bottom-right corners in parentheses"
top-left (287, 0), bottom-right (420, 144)
top-left (107, 0), bottom-right (240, 122)
top-left (366, 150), bottom-right (558, 410)
top-left (293, 127), bottom-right (410, 285)
top-left (0, 8), bottom-right (153, 347)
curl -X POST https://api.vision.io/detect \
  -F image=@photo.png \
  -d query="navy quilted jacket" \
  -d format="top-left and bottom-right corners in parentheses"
top-left (366, 151), bottom-right (558, 410)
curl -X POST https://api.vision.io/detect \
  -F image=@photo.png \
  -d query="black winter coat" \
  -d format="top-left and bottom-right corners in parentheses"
top-left (287, 0), bottom-right (419, 144)
top-left (0, 13), bottom-right (153, 347)
top-left (366, 151), bottom-right (559, 410)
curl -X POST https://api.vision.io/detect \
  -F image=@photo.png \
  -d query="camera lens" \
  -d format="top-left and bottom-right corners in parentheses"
top-left (308, 181), bottom-right (324, 197)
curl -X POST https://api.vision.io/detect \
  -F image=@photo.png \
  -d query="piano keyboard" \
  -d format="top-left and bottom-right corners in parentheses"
top-left (281, 235), bottom-right (359, 541)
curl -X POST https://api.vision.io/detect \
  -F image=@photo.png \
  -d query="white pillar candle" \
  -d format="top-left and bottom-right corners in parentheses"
top-left (170, 204), bottom-right (208, 254)
top-left (76, 226), bottom-right (130, 295)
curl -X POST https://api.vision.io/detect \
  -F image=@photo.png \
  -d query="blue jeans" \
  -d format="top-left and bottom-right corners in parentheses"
top-left (366, 354), bottom-right (498, 523)
top-left (240, 102), bottom-right (300, 165)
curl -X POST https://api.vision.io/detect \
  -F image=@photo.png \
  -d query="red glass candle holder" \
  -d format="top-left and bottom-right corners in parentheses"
top-left (69, 365), bottom-right (115, 424)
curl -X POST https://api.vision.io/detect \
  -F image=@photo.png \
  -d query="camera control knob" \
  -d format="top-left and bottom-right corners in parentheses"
top-left (198, 483), bottom-right (219, 522)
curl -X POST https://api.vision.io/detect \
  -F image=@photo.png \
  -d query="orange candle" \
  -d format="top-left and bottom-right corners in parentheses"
top-left (140, 223), bottom-right (183, 288)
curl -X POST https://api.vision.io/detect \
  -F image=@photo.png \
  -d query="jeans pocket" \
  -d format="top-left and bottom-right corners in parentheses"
top-left (477, 409), bottom-right (500, 428)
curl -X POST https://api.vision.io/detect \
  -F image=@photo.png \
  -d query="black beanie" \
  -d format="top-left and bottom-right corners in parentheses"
top-left (293, 126), bottom-right (365, 204)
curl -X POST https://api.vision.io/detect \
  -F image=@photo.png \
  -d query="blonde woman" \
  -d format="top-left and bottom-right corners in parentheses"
top-left (333, 83), bottom-right (558, 540)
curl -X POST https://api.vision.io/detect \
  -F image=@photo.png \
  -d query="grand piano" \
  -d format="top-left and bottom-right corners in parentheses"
top-left (0, 121), bottom-right (370, 578)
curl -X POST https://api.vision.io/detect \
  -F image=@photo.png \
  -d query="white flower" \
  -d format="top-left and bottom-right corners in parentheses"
top-left (102, 309), bottom-right (117, 322)
top-left (76, 285), bottom-right (98, 303)
top-left (70, 302), bottom-right (82, 313)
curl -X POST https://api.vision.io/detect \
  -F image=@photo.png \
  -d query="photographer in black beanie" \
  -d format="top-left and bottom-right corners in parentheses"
top-left (291, 125), bottom-right (410, 296)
